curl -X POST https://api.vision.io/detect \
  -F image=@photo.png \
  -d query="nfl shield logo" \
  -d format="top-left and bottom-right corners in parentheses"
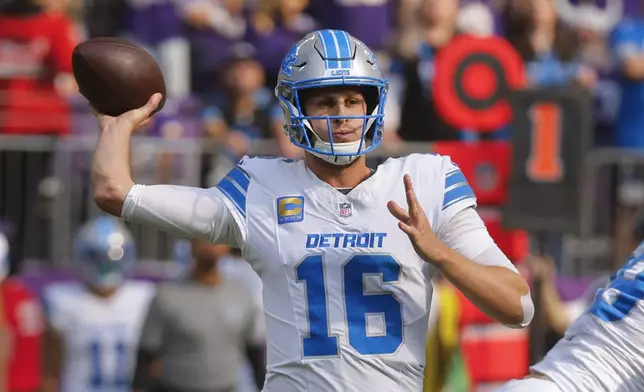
top-left (339, 202), bottom-right (352, 217)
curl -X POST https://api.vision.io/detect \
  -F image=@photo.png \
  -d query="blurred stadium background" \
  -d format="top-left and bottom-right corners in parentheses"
top-left (1, 0), bottom-right (643, 391)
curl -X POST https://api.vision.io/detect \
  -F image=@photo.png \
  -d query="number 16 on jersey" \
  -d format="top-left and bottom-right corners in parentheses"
top-left (296, 254), bottom-right (404, 357)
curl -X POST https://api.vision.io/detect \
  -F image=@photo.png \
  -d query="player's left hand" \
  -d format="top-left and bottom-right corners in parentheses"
top-left (387, 174), bottom-right (449, 264)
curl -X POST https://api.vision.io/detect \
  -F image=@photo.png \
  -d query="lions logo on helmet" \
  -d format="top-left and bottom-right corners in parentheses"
top-left (275, 29), bottom-right (388, 166)
top-left (74, 216), bottom-right (137, 290)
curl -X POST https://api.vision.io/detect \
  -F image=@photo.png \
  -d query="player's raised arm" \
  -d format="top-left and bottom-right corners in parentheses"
top-left (388, 174), bottom-right (533, 328)
top-left (91, 94), bottom-right (161, 216)
top-left (91, 95), bottom-right (245, 247)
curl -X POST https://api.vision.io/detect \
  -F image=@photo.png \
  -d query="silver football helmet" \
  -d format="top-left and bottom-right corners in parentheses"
top-left (275, 29), bottom-right (388, 165)
top-left (74, 216), bottom-right (137, 290)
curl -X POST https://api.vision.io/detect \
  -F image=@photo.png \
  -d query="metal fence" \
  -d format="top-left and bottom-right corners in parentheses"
top-left (0, 134), bottom-right (639, 275)
top-left (0, 135), bottom-right (435, 268)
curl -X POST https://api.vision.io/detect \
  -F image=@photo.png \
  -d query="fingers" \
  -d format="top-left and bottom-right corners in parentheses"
top-left (128, 93), bottom-right (163, 124)
top-left (387, 200), bottom-right (410, 223)
top-left (398, 221), bottom-right (417, 238)
top-left (403, 174), bottom-right (421, 218)
top-left (92, 93), bottom-right (162, 130)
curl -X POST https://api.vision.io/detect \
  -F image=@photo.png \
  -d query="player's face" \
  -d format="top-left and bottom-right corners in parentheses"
top-left (302, 86), bottom-right (367, 144)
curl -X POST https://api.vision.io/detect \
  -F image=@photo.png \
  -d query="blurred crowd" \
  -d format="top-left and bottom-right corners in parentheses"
top-left (3, 0), bottom-right (644, 391)
top-left (1, 0), bottom-right (643, 149)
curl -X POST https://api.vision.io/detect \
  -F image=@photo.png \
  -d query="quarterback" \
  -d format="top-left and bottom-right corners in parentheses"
top-left (90, 30), bottom-right (533, 391)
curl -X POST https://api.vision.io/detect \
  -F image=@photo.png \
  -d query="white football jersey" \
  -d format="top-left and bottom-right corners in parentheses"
top-left (43, 281), bottom-right (156, 392)
top-left (215, 154), bottom-right (476, 392)
top-left (531, 243), bottom-right (644, 391)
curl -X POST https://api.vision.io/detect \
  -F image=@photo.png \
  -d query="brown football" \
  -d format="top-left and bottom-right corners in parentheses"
top-left (72, 37), bottom-right (166, 117)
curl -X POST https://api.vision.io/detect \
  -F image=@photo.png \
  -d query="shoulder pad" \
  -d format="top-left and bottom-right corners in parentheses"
top-left (238, 155), bottom-right (296, 177)
top-left (218, 156), bottom-right (298, 218)
top-left (388, 153), bottom-right (447, 180)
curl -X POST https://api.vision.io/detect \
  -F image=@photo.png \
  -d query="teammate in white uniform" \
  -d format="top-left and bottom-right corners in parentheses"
top-left (499, 242), bottom-right (644, 392)
top-left (89, 29), bottom-right (533, 392)
top-left (42, 216), bottom-right (155, 392)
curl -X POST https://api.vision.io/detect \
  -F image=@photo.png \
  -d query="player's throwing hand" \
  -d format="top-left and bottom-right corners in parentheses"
top-left (93, 93), bottom-right (163, 133)
top-left (387, 174), bottom-right (449, 264)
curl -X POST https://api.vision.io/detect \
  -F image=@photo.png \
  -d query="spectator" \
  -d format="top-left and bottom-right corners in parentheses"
top-left (557, 0), bottom-right (622, 71)
top-left (501, 0), bottom-right (596, 88)
top-left (0, 0), bottom-right (78, 265)
top-left (201, 43), bottom-right (298, 186)
top-left (608, 5), bottom-right (644, 148)
top-left (182, 0), bottom-right (248, 95)
top-left (306, 0), bottom-right (395, 52)
top-left (132, 240), bottom-right (266, 392)
top-left (390, 0), bottom-right (467, 141)
top-left (456, 2), bottom-right (495, 38)
top-left (557, 0), bottom-right (623, 146)
top-left (83, 0), bottom-right (126, 37)
top-left (0, 232), bottom-right (45, 392)
top-left (248, 0), bottom-right (317, 87)
top-left (123, 0), bottom-right (190, 98)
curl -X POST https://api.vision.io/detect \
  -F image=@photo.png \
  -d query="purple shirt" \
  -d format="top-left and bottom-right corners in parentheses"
top-left (123, 0), bottom-right (184, 45)
top-left (307, 0), bottom-right (394, 50)
top-left (247, 14), bottom-right (317, 83)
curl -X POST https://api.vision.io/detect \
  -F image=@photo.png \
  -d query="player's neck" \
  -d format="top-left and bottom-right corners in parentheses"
top-left (305, 154), bottom-right (372, 189)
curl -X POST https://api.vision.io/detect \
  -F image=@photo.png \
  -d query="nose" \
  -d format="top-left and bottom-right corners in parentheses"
top-left (330, 103), bottom-right (350, 123)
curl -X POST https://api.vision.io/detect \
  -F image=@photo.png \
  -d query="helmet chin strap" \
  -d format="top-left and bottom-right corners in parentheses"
top-left (309, 139), bottom-right (363, 166)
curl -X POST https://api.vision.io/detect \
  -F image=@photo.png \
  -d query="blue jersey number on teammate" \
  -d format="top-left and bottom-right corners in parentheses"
top-left (589, 254), bottom-right (644, 322)
top-left (90, 340), bottom-right (128, 388)
top-left (296, 254), bottom-right (403, 357)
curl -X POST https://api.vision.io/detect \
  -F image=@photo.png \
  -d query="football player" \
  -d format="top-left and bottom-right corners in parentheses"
top-left (90, 30), bottom-right (533, 391)
top-left (498, 240), bottom-right (644, 392)
top-left (42, 216), bottom-right (155, 392)
top-left (0, 232), bottom-right (45, 392)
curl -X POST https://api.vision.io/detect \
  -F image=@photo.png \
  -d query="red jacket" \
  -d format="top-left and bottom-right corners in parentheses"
top-left (0, 10), bottom-right (77, 135)
top-left (1, 278), bottom-right (44, 391)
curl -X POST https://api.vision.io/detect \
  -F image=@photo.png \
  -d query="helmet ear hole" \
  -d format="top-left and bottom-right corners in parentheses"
top-left (363, 86), bottom-right (379, 114)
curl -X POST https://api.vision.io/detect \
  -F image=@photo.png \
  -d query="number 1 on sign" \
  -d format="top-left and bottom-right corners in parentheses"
top-left (527, 103), bottom-right (563, 183)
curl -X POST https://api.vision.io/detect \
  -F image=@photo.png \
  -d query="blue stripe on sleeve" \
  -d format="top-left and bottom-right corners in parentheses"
top-left (445, 170), bottom-right (467, 189)
top-left (227, 167), bottom-right (250, 191)
top-left (443, 183), bottom-right (475, 210)
top-left (216, 167), bottom-right (250, 218)
top-left (443, 168), bottom-right (475, 210)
